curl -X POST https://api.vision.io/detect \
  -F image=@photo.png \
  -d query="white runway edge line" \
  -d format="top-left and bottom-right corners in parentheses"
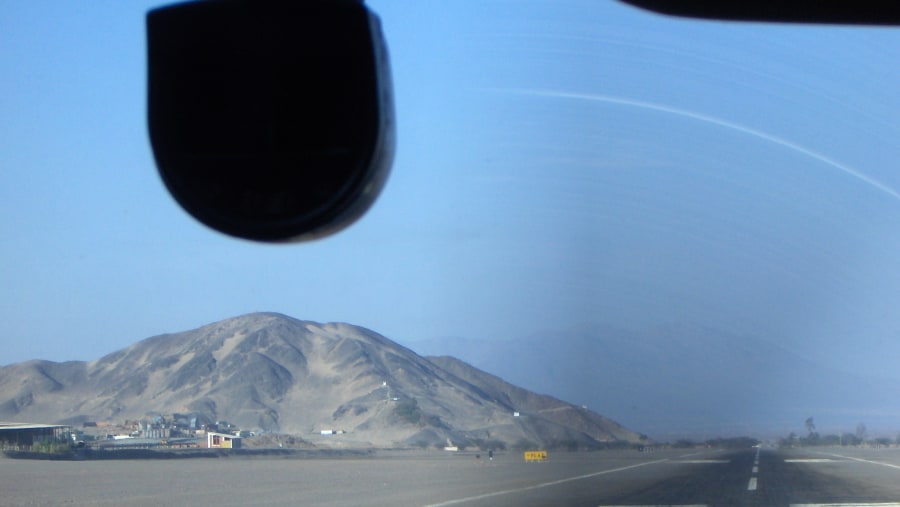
top-left (422, 458), bottom-right (670, 507)
top-left (823, 452), bottom-right (900, 471)
top-left (678, 451), bottom-right (711, 458)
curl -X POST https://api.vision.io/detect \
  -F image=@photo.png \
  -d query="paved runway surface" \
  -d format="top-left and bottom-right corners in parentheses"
top-left (421, 447), bottom-right (900, 507)
top-left (3, 447), bottom-right (900, 506)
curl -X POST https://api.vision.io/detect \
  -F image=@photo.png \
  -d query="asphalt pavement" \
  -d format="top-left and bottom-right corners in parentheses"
top-left (422, 447), bottom-right (900, 507)
top-left (4, 447), bottom-right (900, 506)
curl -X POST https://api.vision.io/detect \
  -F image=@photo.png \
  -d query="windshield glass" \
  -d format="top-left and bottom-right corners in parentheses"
top-left (2, 1), bottom-right (900, 506)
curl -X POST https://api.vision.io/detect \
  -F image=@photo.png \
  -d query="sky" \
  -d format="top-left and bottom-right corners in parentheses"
top-left (2, 1), bottom-right (900, 389)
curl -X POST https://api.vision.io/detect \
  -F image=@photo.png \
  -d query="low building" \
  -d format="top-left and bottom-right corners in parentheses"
top-left (206, 431), bottom-right (241, 449)
top-left (0, 422), bottom-right (71, 450)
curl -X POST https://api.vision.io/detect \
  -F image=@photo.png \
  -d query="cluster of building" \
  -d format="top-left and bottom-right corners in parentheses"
top-left (0, 415), bottom-right (247, 452)
top-left (94, 415), bottom-right (245, 449)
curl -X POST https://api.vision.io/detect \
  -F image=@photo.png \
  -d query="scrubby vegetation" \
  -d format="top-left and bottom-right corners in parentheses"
top-left (778, 418), bottom-right (898, 448)
top-left (668, 436), bottom-right (760, 449)
top-left (393, 398), bottom-right (423, 425)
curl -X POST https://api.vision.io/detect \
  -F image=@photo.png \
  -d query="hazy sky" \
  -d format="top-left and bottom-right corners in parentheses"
top-left (3, 1), bottom-right (900, 383)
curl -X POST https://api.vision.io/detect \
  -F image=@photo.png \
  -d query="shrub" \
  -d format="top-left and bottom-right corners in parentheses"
top-left (394, 398), bottom-right (422, 425)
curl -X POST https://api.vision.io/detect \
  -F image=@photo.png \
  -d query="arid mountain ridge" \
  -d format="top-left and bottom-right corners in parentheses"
top-left (416, 324), bottom-right (900, 439)
top-left (0, 312), bottom-right (641, 449)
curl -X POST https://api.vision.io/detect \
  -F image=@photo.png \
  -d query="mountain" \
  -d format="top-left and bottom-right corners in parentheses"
top-left (413, 323), bottom-right (900, 440)
top-left (0, 313), bottom-right (642, 449)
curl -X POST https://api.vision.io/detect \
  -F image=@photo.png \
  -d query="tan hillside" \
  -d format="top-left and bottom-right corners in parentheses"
top-left (0, 313), bottom-right (642, 449)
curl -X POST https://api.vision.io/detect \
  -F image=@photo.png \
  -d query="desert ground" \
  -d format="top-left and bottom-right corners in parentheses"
top-left (6, 447), bottom-right (900, 506)
top-left (0, 449), bottom-right (643, 507)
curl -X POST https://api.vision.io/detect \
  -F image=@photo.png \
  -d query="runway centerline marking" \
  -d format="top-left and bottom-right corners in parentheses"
top-left (423, 458), bottom-right (670, 507)
top-left (748, 449), bottom-right (760, 491)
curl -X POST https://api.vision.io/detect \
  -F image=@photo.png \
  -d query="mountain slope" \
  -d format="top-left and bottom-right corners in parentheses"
top-left (427, 355), bottom-right (642, 444)
top-left (0, 313), bottom-right (641, 449)
top-left (414, 323), bottom-right (900, 439)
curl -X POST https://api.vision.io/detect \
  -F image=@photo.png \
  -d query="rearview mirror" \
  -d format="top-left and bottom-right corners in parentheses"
top-left (147, 0), bottom-right (394, 242)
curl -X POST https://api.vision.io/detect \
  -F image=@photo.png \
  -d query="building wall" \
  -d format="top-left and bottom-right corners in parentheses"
top-left (206, 432), bottom-right (241, 449)
top-left (0, 425), bottom-right (70, 451)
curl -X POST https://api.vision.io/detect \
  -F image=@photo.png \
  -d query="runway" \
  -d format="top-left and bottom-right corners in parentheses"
top-left (3, 447), bottom-right (900, 506)
top-left (422, 447), bottom-right (900, 507)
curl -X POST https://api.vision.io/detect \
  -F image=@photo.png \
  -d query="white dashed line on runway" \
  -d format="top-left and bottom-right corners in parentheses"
top-left (747, 477), bottom-right (758, 491)
top-left (747, 447), bottom-right (760, 491)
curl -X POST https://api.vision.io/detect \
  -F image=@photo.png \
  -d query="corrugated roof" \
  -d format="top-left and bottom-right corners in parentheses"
top-left (0, 422), bottom-right (69, 430)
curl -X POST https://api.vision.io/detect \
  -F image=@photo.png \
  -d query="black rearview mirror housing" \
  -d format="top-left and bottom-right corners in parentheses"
top-left (147, 0), bottom-right (394, 242)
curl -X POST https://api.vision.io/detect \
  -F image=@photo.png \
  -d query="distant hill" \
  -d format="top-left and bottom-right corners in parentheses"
top-left (414, 323), bottom-right (900, 439)
top-left (0, 313), bottom-right (642, 449)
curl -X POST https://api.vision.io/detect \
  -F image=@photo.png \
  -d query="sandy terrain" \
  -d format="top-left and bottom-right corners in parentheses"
top-left (0, 449), bottom-right (641, 507)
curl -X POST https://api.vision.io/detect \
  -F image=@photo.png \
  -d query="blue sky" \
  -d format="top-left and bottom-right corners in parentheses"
top-left (3, 1), bottom-right (900, 387)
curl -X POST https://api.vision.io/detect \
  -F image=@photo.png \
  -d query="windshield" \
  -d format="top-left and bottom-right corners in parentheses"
top-left (2, 1), bottom-right (900, 506)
